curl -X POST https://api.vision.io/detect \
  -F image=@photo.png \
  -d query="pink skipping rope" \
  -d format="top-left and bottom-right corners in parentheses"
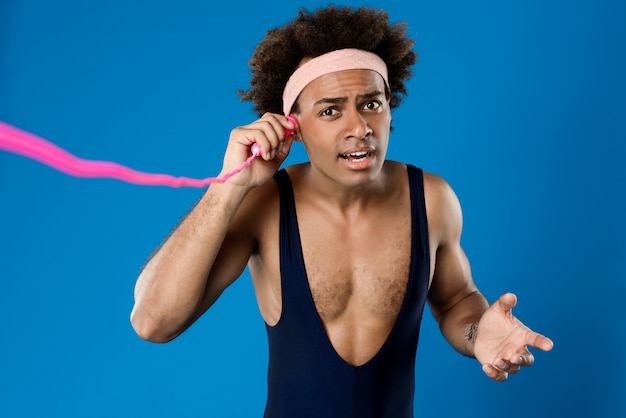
top-left (0, 117), bottom-right (296, 188)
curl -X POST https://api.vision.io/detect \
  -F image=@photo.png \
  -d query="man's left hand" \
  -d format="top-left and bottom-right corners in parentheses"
top-left (473, 293), bottom-right (554, 382)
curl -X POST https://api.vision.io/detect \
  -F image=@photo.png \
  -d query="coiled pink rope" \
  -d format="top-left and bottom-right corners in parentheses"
top-left (0, 121), bottom-right (257, 188)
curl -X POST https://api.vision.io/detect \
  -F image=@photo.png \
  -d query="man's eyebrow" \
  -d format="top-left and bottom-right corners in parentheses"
top-left (314, 97), bottom-right (347, 106)
top-left (361, 90), bottom-right (385, 100)
top-left (313, 90), bottom-right (386, 107)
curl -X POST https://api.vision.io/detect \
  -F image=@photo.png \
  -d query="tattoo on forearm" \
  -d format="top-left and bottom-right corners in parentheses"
top-left (465, 323), bottom-right (478, 345)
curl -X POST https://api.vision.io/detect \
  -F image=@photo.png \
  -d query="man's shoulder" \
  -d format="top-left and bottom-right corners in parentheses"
top-left (421, 170), bottom-right (459, 205)
top-left (389, 162), bottom-right (451, 194)
top-left (420, 169), bottom-right (463, 241)
top-left (422, 170), bottom-right (451, 192)
top-left (241, 162), bottom-right (309, 214)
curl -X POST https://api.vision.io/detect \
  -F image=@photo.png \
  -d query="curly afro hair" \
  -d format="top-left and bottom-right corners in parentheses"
top-left (238, 5), bottom-right (417, 117)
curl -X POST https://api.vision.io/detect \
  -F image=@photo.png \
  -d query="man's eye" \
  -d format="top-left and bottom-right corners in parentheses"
top-left (364, 101), bottom-right (381, 110)
top-left (321, 108), bottom-right (337, 116)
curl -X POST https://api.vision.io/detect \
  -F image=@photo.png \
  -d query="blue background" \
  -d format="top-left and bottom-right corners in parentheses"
top-left (1, 1), bottom-right (624, 417)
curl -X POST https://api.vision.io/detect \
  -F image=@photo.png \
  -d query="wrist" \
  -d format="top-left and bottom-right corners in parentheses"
top-left (197, 181), bottom-right (252, 216)
top-left (465, 322), bottom-right (479, 345)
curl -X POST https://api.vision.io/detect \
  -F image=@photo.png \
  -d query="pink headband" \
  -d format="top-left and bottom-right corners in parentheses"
top-left (282, 48), bottom-right (389, 116)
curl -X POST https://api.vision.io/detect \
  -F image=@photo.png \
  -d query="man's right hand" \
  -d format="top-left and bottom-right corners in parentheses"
top-left (220, 113), bottom-right (296, 188)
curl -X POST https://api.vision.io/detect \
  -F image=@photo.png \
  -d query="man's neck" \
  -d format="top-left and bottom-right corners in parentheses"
top-left (292, 161), bottom-right (395, 213)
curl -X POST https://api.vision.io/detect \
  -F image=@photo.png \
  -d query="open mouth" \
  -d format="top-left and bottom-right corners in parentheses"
top-left (340, 151), bottom-right (371, 162)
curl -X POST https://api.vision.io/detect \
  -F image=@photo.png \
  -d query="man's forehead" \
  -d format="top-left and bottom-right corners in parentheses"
top-left (282, 49), bottom-right (389, 115)
top-left (301, 70), bottom-right (387, 102)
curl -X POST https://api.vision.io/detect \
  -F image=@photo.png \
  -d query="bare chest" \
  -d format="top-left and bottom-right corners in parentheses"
top-left (298, 210), bottom-right (412, 322)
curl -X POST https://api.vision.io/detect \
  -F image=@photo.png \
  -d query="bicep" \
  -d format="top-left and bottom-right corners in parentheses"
top-left (192, 180), bottom-right (279, 320)
top-left (192, 189), bottom-right (264, 319)
top-left (424, 172), bottom-right (479, 321)
top-left (196, 230), bottom-right (255, 313)
top-left (428, 242), bottom-right (478, 322)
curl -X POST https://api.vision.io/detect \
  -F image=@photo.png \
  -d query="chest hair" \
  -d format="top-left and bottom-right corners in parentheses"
top-left (300, 211), bottom-right (412, 322)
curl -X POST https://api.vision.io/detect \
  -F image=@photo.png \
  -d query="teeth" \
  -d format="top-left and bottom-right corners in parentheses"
top-left (342, 151), bottom-right (369, 158)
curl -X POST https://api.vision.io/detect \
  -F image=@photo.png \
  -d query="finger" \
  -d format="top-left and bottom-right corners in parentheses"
top-left (495, 345), bottom-right (534, 370)
top-left (508, 364), bottom-right (521, 375)
top-left (257, 115), bottom-right (296, 159)
top-left (237, 126), bottom-right (274, 160)
top-left (482, 363), bottom-right (508, 382)
top-left (257, 121), bottom-right (283, 160)
top-left (494, 358), bottom-right (511, 371)
top-left (240, 117), bottom-right (278, 160)
top-left (511, 352), bottom-right (535, 368)
top-left (275, 134), bottom-right (295, 162)
top-left (261, 113), bottom-right (295, 141)
top-left (526, 331), bottom-right (554, 352)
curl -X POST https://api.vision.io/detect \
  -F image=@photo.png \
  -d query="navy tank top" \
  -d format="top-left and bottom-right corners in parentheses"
top-left (264, 164), bottom-right (430, 418)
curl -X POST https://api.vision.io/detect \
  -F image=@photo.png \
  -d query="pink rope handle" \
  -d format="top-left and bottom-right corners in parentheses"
top-left (0, 121), bottom-right (259, 188)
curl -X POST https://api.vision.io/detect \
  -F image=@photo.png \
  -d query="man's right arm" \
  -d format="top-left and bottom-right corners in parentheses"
top-left (130, 113), bottom-right (296, 343)
top-left (130, 182), bottom-right (255, 343)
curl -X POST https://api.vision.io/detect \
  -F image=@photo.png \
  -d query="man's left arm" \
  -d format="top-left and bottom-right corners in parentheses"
top-left (424, 173), bottom-right (553, 381)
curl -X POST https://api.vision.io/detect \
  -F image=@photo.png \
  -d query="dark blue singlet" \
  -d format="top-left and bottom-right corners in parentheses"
top-left (264, 164), bottom-right (430, 418)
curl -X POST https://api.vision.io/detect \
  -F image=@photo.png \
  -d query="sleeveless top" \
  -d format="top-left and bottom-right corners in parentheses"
top-left (264, 164), bottom-right (430, 418)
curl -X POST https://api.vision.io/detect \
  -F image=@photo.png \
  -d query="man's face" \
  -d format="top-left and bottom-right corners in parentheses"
top-left (295, 69), bottom-right (391, 188)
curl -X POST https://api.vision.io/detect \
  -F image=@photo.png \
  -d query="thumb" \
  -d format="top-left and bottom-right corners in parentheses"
top-left (494, 292), bottom-right (517, 315)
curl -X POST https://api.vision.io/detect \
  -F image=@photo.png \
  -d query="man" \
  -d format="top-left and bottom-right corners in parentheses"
top-left (131, 6), bottom-right (553, 417)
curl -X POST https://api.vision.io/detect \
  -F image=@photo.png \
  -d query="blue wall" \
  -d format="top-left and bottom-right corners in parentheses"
top-left (1, 1), bottom-right (624, 417)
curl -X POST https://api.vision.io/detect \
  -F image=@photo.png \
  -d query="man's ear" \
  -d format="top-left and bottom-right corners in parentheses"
top-left (288, 114), bottom-right (302, 142)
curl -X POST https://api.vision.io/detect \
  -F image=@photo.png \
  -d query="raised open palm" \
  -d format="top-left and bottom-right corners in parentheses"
top-left (474, 293), bottom-right (554, 382)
